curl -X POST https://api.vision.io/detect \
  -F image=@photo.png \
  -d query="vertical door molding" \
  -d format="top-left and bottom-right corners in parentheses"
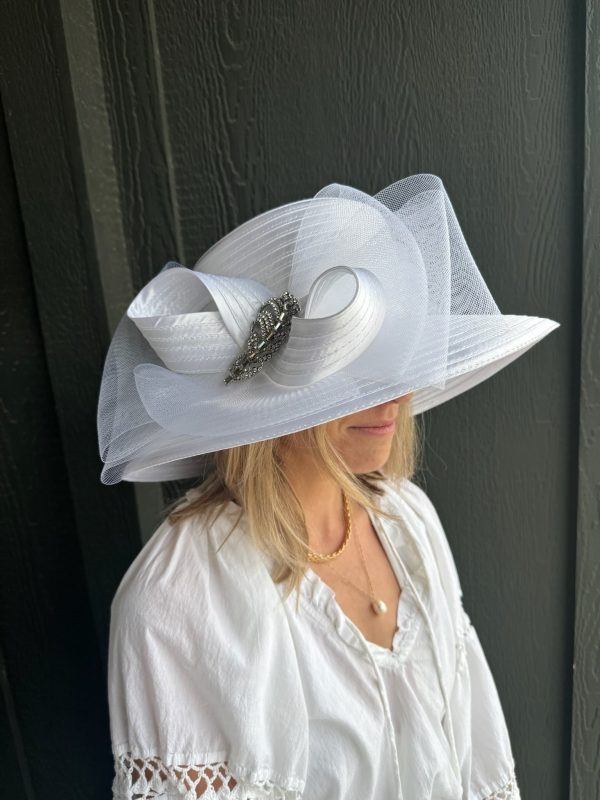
top-left (570, 1), bottom-right (600, 798)
top-left (0, 0), bottom-right (143, 651)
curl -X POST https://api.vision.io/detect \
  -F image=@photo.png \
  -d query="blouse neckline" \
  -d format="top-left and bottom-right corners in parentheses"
top-left (297, 487), bottom-right (430, 665)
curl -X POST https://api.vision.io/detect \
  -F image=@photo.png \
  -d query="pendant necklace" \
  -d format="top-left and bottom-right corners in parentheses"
top-left (307, 491), bottom-right (388, 616)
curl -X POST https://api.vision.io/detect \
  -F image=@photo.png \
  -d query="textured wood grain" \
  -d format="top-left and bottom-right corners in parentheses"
top-left (0, 0), bottom-right (142, 653)
top-left (92, 0), bottom-right (183, 286)
top-left (92, 0), bottom-right (188, 529)
top-left (395, 5), bottom-right (578, 798)
top-left (0, 96), bottom-right (111, 796)
top-left (570, 2), bottom-right (600, 797)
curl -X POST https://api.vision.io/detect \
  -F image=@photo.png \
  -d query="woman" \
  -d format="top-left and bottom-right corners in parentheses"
top-left (100, 174), bottom-right (559, 799)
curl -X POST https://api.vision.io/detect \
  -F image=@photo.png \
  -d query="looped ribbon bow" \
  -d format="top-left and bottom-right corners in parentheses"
top-left (128, 263), bottom-right (387, 388)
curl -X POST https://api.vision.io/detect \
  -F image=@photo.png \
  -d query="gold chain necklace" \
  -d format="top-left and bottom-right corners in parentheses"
top-left (308, 492), bottom-right (388, 615)
top-left (307, 491), bottom-right (352, 562)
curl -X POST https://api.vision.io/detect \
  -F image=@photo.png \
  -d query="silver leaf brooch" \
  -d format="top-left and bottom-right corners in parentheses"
top-left (224, 291), bottom-right (301, 384)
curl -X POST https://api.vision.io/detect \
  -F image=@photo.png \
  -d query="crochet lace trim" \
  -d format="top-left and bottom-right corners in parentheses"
top-left (113, 751), bottom-right (520, 799)
top-left (481, 772), bottom-right (521, 799)
top-left (113, 754), bottom-right (301, 799)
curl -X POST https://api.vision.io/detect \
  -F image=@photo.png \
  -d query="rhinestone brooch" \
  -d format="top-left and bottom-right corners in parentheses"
top-left (224, 291), bottom-right (301, 384)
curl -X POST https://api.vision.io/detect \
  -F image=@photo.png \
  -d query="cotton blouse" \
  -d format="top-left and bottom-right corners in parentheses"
top-left (108, 478), bottom-right (521, 800)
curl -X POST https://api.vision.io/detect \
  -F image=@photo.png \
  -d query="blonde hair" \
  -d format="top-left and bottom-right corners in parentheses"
top-left (167, 401), bottom-right (421, 601)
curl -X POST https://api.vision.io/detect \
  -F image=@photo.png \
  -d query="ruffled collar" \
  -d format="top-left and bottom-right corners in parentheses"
top-left (297, 482), bottom-right (431, 665)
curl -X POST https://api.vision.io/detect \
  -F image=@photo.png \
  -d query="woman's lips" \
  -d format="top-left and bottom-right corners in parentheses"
top-left (350, 421), bottom-right (396, 436)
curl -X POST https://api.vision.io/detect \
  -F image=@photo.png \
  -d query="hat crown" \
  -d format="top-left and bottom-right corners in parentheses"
top-left (97, 174), bottom-right (559, 484)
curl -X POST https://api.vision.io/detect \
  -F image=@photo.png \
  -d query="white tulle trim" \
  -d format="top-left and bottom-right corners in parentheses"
top-left (112, 754), bottom-right (301, 799)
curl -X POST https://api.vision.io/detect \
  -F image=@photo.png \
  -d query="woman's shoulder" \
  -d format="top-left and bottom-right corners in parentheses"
top-left (110, 499), bottom-right (275, 635)
top-left (380, 475), bottom-right (440, 519)
top-left (380, 476), bottom-right (464, 603)
top-left (107, 499), bottom-right (309, 779)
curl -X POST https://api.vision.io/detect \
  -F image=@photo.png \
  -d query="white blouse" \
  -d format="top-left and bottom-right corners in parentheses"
top-left (108, 478), bottom-right (522, 800)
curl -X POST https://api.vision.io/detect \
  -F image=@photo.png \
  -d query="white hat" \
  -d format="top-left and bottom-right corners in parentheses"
top-left (97, 174), bottom-right (559, 484)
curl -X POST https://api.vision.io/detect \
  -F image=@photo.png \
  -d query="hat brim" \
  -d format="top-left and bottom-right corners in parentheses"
top-left (411, 315), bottom-right (559, 414)
top-left (99, 176), bottom-right (562, 485)
top-left (117, 313), bottom-right (558, 483)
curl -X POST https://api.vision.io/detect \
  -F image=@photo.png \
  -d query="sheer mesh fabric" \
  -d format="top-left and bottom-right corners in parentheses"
top-left (113, 754), bottom-right (301, 800)
top-left (98, 174), bottom-right (557, 484)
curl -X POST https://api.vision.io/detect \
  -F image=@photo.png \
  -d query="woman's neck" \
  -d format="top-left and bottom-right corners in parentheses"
top-left (281, 445), bottom-right (348, 551)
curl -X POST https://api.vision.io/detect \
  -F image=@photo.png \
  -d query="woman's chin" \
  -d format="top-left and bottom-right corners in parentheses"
top-left (348, 447), bottom-right (393, 475)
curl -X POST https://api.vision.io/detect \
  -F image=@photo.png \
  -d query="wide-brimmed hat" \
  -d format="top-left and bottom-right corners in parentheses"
top-left (97, 173), bottom-right (559, 484)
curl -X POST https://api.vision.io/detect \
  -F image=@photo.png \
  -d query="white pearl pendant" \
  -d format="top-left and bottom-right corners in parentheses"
top-left (371, 599), bottom-right (388, 615)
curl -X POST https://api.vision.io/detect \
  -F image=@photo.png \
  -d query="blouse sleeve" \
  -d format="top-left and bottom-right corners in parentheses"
top-left (398, 480), bottom-right (522, 800)
top-left (451, 608), bottom-right (522, 800)
top-left (107, 513), bottom-right (307, 800)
